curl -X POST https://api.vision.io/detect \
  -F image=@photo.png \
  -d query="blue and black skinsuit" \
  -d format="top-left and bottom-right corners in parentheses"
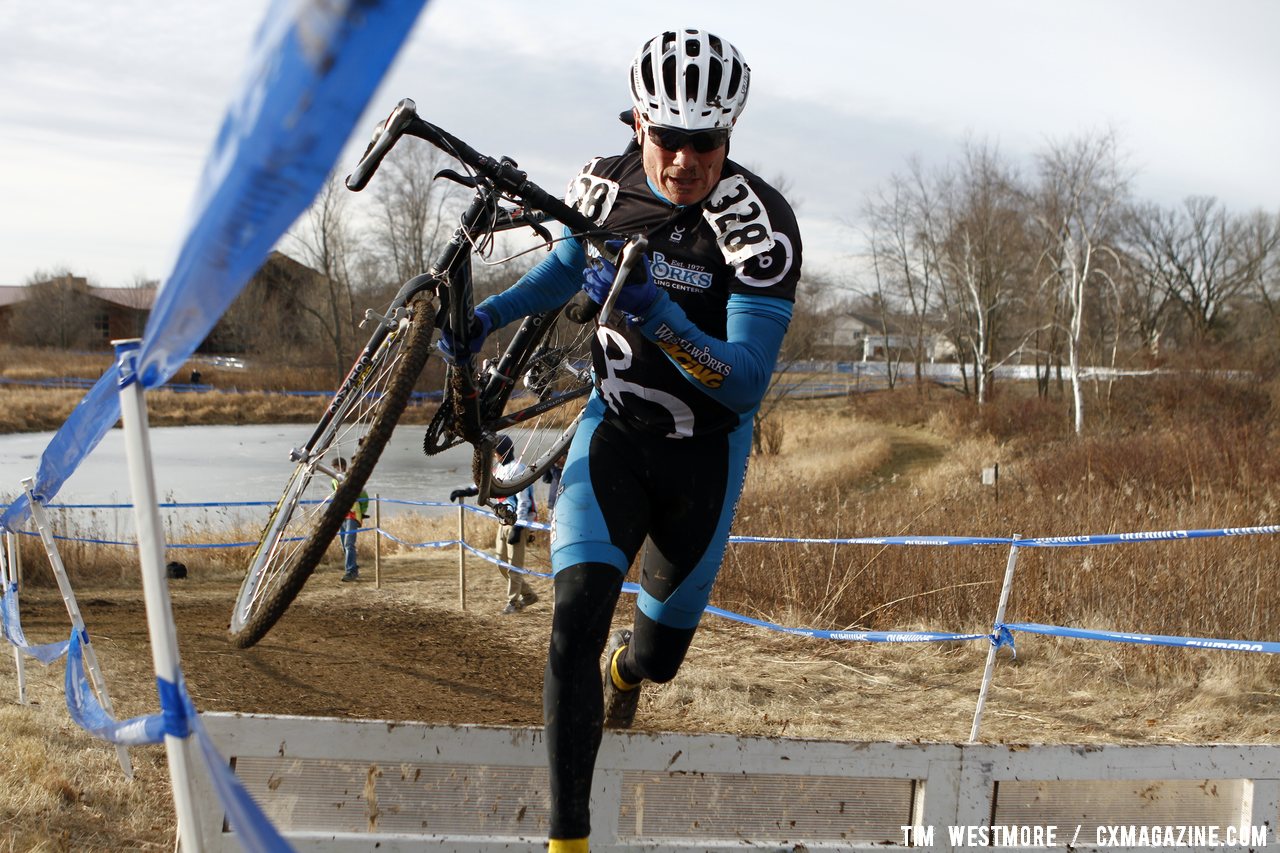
top-left (475, 147), bottom-right (802, 840)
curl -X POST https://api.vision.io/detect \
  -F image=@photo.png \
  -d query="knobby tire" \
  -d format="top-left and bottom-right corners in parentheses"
top-left (228, 295), bottom-right (436, 648)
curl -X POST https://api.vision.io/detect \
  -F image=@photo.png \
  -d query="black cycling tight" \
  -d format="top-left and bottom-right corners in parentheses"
top-left (544, 562), bottom-right (698, 839)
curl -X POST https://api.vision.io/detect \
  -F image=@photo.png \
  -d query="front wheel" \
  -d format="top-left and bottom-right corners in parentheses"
top-left (228, 295), bottom-right (437, 648)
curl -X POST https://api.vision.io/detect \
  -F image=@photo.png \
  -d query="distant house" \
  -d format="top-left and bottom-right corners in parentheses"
top-left (0, 253), bottom-right (324, 353)
top-left (90, 282), bottom-right (156, 341)
top-left (822, 311), bottom-right (956, 363)
top-left (204, 251), bottom-right (330, 355)
top-left (0, 275), bottom-right (156, 348)
top-left (0, 285), bottom-right (24, 341)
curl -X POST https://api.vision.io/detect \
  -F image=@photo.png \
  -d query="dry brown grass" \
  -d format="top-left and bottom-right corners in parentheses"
top-left (0, 348), bottom-right (115, 382)
top-left (717, 376), bottom-right (1280, 688)
top-left (0, 697), bottom-right (171, 851)
top-left (0, 345), bottom-right (441, 433)
top-left (0, 387), bottom-right (88, 434)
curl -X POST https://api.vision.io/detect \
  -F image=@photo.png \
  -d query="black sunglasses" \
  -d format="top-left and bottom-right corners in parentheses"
top-left (645, 124), bottom-right (731, 154)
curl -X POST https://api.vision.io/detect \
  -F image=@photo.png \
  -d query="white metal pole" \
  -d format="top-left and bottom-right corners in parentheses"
top-left (113, 339), bottom-right (204, 851)
top-left (374, 493), bottom-right (381, 589)
top-left (457, 503), bottom-right (466, 611)
top-left (22, 478), bottom-right (134, 778)
top-left (969, 535), bottom-right (1021, 743)
top-left (2, 531), bottom-right (25, 704)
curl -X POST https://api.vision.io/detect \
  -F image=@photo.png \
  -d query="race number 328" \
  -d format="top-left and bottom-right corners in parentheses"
top-left (703, 175), bottom-right (775, 264)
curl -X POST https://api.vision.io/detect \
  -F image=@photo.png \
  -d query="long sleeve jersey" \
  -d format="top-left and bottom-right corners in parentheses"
top-left (478, 150), bottom-right (802, 439)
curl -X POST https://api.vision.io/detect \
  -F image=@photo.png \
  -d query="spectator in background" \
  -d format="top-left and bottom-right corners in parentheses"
top-left (450, 435), bottom-right (540, 613)
top-left (331, 457), bottom-right (369, 582)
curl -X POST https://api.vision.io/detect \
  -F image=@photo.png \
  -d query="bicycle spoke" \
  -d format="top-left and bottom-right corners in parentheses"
top-left (484, 313), bottom-right (594, 495)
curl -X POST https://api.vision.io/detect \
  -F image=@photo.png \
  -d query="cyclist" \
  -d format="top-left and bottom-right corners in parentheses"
top-left (442, 29), bottom-right (801, 851)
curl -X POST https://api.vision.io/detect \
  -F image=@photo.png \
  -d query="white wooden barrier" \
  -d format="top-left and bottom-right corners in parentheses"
top-left (192, 712), bottom-right (1278, 852)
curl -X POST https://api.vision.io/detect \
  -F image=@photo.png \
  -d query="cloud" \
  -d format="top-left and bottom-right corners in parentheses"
top-left (2, 0), bottom-right (1276, 286)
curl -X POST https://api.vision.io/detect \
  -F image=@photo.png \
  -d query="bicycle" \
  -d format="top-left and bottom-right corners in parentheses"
top-left (228, 98), bottom-right (643, 648)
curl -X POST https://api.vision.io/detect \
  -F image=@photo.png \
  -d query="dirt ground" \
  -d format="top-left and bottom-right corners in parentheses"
top-left (16, 546), bottom-right (1280, 747)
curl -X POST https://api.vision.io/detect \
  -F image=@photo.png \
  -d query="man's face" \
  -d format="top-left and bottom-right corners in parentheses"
top-left (637, 115), bottom-right (728, 206)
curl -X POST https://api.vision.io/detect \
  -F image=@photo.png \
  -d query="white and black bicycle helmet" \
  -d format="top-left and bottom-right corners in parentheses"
top-left (629, 29), bottom-right (750, 131)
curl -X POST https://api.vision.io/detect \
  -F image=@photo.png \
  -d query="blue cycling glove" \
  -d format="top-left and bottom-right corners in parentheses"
top-left (581, 240), bottom-right (659, 320)
top-left (438, 307), bottom-right (494, 364)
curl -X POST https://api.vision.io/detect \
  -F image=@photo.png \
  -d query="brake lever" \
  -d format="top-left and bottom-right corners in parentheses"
top-left (528, 218), bottom-right (553, 246)
top-left (436, 168), bottom-right (478, 188)
top-left (597, 236), bottom-right (649, 327)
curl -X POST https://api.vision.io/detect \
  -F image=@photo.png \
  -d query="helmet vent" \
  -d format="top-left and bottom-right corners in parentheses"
top-left (661, 55), bottom-right (679, 101)
top-left (685, 65), bottom-right (701, 104)
top-left (705, 61), bottom-right (722, 101)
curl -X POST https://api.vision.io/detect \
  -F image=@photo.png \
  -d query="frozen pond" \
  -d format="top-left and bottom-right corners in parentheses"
top-left (0, 423), bottom-right (497, 522)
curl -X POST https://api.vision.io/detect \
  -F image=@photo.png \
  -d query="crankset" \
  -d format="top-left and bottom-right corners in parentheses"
top-left (422, 382), bottom-right (464, 456)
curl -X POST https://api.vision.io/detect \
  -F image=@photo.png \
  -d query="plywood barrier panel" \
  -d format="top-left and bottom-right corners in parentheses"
top-left (617, 771), bottom-right (913, 844)
top-left (233, 757), bottom-right (550, 836)
top-left (993, 778), bottom-right (1246, 831)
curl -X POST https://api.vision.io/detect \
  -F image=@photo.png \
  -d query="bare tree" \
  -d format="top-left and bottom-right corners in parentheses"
top-left (752, 270), bottom-right (834, 455)
top-left (861, 159), bottom-right (941, 392)
top-left (1126, 197), bottom-right (1280, 346)
top-left (368, 144), bottom-right (463, 285)
top-left (935, 142), bottom-right (1032, 404)
top-left (1031, 131), bottom-right (1130, 433)
top-left (288, 175), bottom-right (361, 380)
top-left (1248, 211), bottom-right (1280, 360)
top-left (1115, 207), bottom-right (1176, 359)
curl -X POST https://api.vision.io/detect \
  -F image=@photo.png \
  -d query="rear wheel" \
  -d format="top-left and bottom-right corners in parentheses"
top-left (476, 308), bottom-right (594, 496)
top-left (228, 295), bottom-right (437, 648)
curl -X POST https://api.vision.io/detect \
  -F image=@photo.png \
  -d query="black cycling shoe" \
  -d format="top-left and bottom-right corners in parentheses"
top-left (602, 628), bottom-right (640, 729)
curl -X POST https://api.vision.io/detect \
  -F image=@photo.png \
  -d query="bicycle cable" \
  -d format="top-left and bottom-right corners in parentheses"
top-left (469, 228), bottom-right (615, 267)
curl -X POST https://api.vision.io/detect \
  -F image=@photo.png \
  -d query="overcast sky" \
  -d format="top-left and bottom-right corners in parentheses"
top-left (2, 0), bottom-right (1277, 288)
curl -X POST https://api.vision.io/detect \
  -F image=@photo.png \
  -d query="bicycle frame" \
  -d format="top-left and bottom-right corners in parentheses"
top-left (229, 98), bottom-right (649, 647)
top-left (308, 98), bottom-right (648, 503)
